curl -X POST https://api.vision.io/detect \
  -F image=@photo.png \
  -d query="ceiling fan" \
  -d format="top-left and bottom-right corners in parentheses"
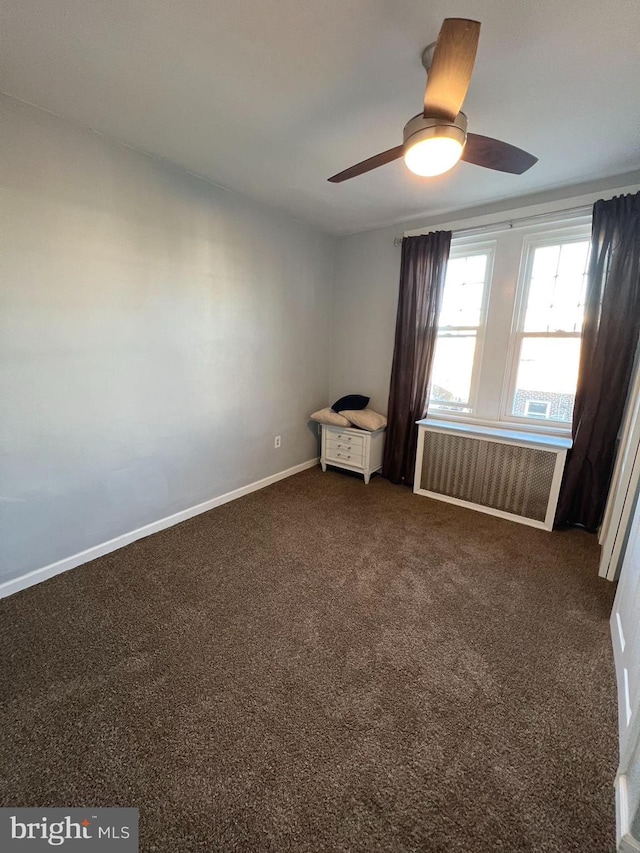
top-left (328, 18), bottom-right (537, 183)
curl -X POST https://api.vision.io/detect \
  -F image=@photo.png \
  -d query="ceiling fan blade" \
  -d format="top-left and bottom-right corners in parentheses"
top-left (423, 18), bottom-right (480, 121)
top-left (462, 133), bottom-right (538, 174)
top-left (328, 146), bottom-right (404, 183)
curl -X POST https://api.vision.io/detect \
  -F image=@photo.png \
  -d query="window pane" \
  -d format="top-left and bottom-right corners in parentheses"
top-left (512, 336), bottom-right (581, 423)
top-left (438, 254), bottom-right (487, 327)
top-left (429, 331), bottom-right (477, 411)
top-left (524, 240), bottom-right (590, 333)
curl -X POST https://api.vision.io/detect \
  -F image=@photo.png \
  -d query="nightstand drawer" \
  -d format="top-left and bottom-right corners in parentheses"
top-left (325, 430), bottom-right (365, 448)
top-left (326, 437), bottom-right (362, 455)
top-left (325, 445), bottom-right (364, 465)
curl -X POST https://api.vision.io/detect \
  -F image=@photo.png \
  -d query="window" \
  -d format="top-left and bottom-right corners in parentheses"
top-left (508, 236), bottom-right (590, 425)
top-left (423, 216), bottom-right (592, 433)
top-left (429, 245), bottom-right (493, 414)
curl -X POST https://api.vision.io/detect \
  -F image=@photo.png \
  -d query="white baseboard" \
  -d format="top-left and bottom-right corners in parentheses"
top-left (0, 458), bottom-right (319, 600)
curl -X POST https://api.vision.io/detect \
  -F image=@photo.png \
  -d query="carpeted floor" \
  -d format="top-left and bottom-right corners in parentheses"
top-left (0, 467), bottom-right (618, 852)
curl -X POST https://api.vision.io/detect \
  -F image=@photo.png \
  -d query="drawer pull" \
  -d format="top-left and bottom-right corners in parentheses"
top-left (336, 453), bottom-right (352, 459)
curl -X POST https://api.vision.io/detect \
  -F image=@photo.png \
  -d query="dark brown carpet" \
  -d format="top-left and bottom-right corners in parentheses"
top-left (0, 467), bottom-right (617, 852)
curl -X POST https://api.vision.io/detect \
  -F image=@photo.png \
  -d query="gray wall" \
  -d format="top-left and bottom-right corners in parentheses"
top-left (0, 95), bottom-right (334, 583)
top-left (330, 223), bottom-right (403, 415)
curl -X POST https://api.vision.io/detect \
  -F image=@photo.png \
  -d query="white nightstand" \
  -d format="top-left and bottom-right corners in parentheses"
top-left (320, 424), bottom-right (386, 484)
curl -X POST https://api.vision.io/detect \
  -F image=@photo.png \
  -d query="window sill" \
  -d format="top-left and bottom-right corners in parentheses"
top-left (426, 410), bottom-right (572, 437)
top-left (418, 416), bottom-right (572, 450)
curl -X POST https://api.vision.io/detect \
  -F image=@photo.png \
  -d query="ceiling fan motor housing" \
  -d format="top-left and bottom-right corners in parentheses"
top-left (402, 112), bottom-right (468, 153)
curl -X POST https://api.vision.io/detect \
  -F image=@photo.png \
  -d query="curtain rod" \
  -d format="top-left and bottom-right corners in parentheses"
top-left (394, 203), bottom-right (592, 246)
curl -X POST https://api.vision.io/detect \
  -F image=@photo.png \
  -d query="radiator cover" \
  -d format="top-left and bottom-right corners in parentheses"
top-left (414, 424), bottom-right (569, 530)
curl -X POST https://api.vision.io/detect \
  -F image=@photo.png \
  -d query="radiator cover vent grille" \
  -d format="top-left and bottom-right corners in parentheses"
top-left (419, 430), bottom-right (558, 523)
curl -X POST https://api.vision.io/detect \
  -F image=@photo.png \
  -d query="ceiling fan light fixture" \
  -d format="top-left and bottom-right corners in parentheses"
top-left (402, 113), bottom-right (467, 178)
top-left (404, 136), bottom-right (463, 177)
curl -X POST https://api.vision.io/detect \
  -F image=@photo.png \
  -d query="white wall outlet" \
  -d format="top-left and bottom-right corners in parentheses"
top-left (274, 435), bottom-right (281, 449)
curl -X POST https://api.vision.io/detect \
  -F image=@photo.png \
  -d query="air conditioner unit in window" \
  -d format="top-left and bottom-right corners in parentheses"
top-left (524, 400), bottom-right (551, 419)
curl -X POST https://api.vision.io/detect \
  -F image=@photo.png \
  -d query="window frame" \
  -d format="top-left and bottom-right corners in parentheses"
top-left (422, 215), bottom-right (594, 438)
top-left (500, 225), bottom-right (591, 429)
top-left (428, 238), bottom-right (496, 417)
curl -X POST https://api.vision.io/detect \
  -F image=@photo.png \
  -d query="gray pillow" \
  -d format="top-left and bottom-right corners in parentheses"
top-left (310, 407), bottom-right (352, 427)
top-left (340, 408), bottom-right (387, 431)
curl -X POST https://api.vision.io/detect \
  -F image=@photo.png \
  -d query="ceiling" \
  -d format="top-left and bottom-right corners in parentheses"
top-left (1, 0), bottom-right (639, 235)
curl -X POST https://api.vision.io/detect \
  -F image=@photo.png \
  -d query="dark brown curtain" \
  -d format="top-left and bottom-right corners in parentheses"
top-left (382, 231), bottom-right (451, 486)
top-left (555, 192), bottom-right (640, 530)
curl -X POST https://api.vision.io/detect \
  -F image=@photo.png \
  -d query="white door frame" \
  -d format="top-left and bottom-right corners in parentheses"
top-left (600, 359), bottom-right (640, 581)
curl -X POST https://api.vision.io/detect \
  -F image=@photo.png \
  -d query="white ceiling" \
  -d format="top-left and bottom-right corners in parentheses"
top-left (1, 0), bottom-right (639, 235)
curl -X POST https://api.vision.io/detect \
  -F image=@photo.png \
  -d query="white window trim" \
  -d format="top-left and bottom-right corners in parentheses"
top-left (425, 409), bottom-right (573, 438)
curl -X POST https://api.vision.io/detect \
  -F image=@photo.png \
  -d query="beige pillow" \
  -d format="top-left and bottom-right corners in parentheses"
top-left (340, 408), bottom-right (387, 431)
top-left (310, 407), bottom-right (352, 427)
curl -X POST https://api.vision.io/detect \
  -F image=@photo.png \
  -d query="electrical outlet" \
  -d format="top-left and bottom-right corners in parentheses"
top-left (274, 435), bottom-right (281, 449)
